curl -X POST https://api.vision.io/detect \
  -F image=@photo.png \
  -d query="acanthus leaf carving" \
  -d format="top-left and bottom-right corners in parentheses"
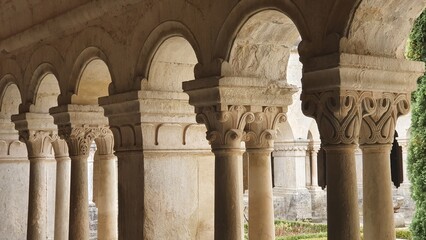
top-left (58, 125), bottom-right (114, 156)
top-left (196, 105), bottom-right (254, 149)
top-left (19, 130), bottom-right (59, 158)
top-left (244, 106), bottom-right (287, 149)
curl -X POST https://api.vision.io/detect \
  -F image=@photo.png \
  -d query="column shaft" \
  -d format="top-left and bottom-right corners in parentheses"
top-left (69, 155), bottom-right (89, 240)
top-left (27, 158), bottom-right (48, 240)
top-left (247, 149), bottom-right (275, 240)
top-left (362, 144), bottom-right (395, 240)
top-left (95, 154), bottom-right (118, 240)
top-left (54, 157), bottom-right (71, 240)
top-left (213, 148), bottom-right (243, 240)
top-left (325, 145), bottom-right (360, 240)
top-left (311, 149), bottom-right (319, 187)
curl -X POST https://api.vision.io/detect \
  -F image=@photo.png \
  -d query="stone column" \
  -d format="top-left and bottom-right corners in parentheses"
top-left (52, 139), bottom-right (71, 240)
top-left (302, 90), bottom-right (369, 240)
top-left (245, 107), bottom-right (287, 240)
top-left (301, 53), bottom-right (424, 240)
top-left (197, 105), bottom-right (251, 240)
top-left (12, 113), bottom-right (57, 240)
top-left (310, 143), bottom-right (320, 188)
top-left (94, 133), bottom-right (118, 240)
top-left (183, 76), bottom-right (297, 240)
top-left (69, 154), bottom-right (90, 240)
top-left (396, 137), bottom-right (409, 187)
top-left (360, 93), bottom-right (411, 240)
top-left (51, 105), bottom-right (112, 240)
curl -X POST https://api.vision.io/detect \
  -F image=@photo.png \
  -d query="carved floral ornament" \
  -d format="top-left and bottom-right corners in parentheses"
top-left (195, 105), bottom-right (287, 149)
top-left (58, 125), bottom-right (114, 156)
top-left (19, 130), bottom-right (59, 158)
top-left (301, 90), bottom-right (411, 146)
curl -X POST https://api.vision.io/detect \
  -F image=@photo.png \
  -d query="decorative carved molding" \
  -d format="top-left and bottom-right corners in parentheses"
top-left (19, 130), bottom-right (58, 158)
top-left (58, 125), bottom-right (113, 156)
top-left (360, 93), bottom-right (410, 145)
top-left (245, 106), bottom-right (287, 149)
top-left (301, 90), bottom-right (375, 145)
top-left (274, 144), bottom-right (309, 152)
top-left (0, 139), bottom-right (27, 159)
top-left (196, 105), bottom-right (255, 149)
top-left (51, 138), bottom-right (70, 158)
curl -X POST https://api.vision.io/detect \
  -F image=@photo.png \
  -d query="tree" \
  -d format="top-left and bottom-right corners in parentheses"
top-left (407, 10), bottom-right (426, 240)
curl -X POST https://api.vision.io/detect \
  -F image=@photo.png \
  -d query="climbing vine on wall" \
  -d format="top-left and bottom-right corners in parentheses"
top-left (407, 9), bottom-right (426, 240)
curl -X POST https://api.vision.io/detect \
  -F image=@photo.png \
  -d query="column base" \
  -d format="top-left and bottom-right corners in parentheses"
top-left (309, 187), bottom-right (327, 223)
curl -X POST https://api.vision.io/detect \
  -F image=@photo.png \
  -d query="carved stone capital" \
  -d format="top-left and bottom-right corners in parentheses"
top-left (302, 90), bottom-right (375, 145)
top-left (195, 105), bottom-right (254, 149)
top-left (51, 139), bottom-right (70, 158)
top-left (360, 93), bottom-right (410, 145)
top-left (244, 106), bottom-right (287, 149)
top-left (309, 141), bottom-right (321, 153)
top-left (58, 125), bottom-right (113, 156)
top-left (20, 130), bottom-right (58, 158)
top-left (274, 140), bottom-right (309, 157)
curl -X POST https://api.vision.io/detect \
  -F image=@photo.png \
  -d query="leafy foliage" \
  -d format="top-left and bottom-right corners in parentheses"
top-left (407, 11), bottom-right (426, 63)
top-left (407, 9), bottom-right (426, 240)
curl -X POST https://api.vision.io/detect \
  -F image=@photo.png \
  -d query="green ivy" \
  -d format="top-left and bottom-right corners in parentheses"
top-left (407, 9), bottom-right (426, 240)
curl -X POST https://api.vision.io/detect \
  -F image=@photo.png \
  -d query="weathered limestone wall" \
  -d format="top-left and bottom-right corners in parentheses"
top-left (0, 160), bottom-right (29, 240)
top-left (144, 152), bottom-right (214, 240)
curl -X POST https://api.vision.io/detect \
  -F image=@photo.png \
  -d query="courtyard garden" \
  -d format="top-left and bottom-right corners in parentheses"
top-left (244, 220), bottom-right (413, 240)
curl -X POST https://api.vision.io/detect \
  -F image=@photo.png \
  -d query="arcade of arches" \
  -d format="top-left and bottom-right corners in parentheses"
top-left (0, 1), bottom-right (425, 240)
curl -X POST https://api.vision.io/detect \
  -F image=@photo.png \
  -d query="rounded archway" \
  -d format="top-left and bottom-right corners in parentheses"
top-left (72, 59), bottom-right (111, 105)
top-left (341, 0), bottom-right (425, 58)
top-left (226, 10), bottom-right (301, 82)
top-left (147, 36), bottom-right (197, 92)
top-left (30, 73), bottom-right (60, 113)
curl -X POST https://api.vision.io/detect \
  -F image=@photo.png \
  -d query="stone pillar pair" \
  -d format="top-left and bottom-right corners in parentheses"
top-left (301, 53), bottom-right (424, 240)
top-left (183, 77), bottom-right (297, 240)
top-left (51, 105), bottom-right (118, 240)
top-left (11, 113), bottom-right (71, 240)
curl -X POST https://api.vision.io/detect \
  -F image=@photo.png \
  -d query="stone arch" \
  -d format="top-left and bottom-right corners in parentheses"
top-left (0, 59), bottom-right (24, 100)
top-left (0, 76), bottom-right (22, 119)
top-left (24, 63), bottom-right (61, 113)
top-left (133, 21), bottom-right (202, 90)
top-left (218, 9), bottom-right (303, 83)
top-left (64, 27), bottom-right (124, 98)
top-left (70, 55), bottom-right (112, 105)
top-left (276, 120), bottom-right (294, 142)
top-left (29, 72), bottom-right (61, 114)
top-left (307, 120), bottom-right (320, 142)
top-left (214, 0), bottom-right (310, 71)
top-left (0, 75), bottom-right (22, 112)
top-left (340, 0), bottom-right (426, 58)
top-left (67, 46), bottom-right (113, 105)
top-left (144, 36), bottom-right (198, 92)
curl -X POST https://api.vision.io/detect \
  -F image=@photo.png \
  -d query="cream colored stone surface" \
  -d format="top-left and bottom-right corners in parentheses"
top-left (0, 161), bottom-right (29, 240)
top-left (0, 1), bottom-right (425, 239)
top-left (144, 152), bottom-right (213, 240)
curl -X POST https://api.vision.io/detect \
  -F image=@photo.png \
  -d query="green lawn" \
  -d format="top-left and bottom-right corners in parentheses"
top-left (244, 220), bottom-right (412, 240)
